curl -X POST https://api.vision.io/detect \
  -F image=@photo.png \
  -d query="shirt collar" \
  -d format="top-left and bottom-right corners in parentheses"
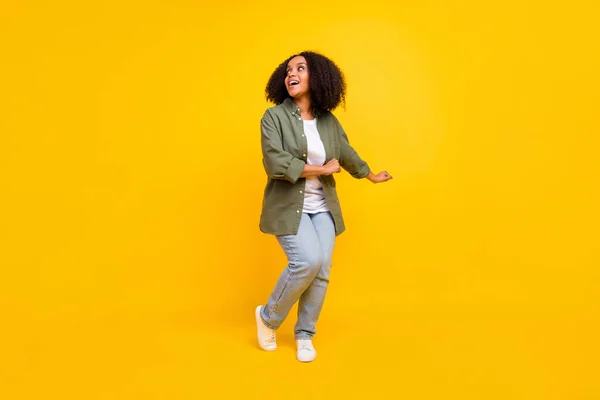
top-left (282, 97), bottom-right (323, 118)
top-left (283, 98), bottom-right (301, 117)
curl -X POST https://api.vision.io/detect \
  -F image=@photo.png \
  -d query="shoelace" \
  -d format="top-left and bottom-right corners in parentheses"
top-left (298, 340), bottom-right (313, 351)
top-left (266, 331), bottom-right (276, 343)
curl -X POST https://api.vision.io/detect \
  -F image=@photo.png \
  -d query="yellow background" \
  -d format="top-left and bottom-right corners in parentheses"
top-left (1, 0), bottom-right (598, 398)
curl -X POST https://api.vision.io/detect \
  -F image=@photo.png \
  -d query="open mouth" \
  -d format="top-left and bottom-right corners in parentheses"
top-left (288, 80), bottom-right (299, 86)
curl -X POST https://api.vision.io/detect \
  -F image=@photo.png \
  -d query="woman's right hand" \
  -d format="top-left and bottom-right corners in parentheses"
top-left (322, 158), bottom-right (341, 175)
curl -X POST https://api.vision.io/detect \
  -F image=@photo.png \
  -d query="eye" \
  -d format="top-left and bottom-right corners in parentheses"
top-left (298, 66), bottom-right (305, 71)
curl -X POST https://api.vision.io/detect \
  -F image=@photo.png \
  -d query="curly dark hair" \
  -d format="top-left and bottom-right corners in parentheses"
top-left (265, 51), bottom-right (346, 114)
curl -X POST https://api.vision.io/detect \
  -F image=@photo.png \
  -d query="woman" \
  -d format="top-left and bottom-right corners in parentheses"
top-left (256, 51), bottom-right (392, 362)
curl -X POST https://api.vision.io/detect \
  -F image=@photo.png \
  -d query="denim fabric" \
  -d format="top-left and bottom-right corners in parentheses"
top-left (261, 211), bottom-right (336, 339)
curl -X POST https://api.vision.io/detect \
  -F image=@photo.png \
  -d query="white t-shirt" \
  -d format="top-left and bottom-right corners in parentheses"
top-left (302, 119), bottom-right (329, 214)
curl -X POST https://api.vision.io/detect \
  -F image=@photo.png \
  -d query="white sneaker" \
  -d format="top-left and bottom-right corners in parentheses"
top-left (296, 339), bottom-right (317, 362)
top-left (255, 305), bottom-right (276, 351)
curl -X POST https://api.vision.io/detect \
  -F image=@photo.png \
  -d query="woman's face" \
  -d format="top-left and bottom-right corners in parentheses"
top-left (285, 56), bottom-right (310, 99)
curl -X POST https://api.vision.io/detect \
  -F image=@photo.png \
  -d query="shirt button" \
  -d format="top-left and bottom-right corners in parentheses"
top-left (298, 117), bottom-right (301, 120)
top-left (299, 190), bottom-right (303, 193)
top-left (297, 210), bottom-right (300, 213)
top-left (303, 153), bottom-right (306, 157)
top-left (301, 135), bottom-right (305, 137)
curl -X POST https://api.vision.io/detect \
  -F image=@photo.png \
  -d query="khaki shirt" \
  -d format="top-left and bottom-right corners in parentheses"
top-left (259, 98), bottom-right (370, 236)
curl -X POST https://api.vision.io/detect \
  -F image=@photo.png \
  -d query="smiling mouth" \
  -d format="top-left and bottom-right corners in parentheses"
top-left (288, 80), bottom-right (299, 86)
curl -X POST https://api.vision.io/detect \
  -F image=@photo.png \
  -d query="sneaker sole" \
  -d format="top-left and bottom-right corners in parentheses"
top-left (297, 353), bottom-right (317, 362)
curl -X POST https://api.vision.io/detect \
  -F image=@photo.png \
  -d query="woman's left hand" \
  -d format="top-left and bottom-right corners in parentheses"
top-left (367, 171), bottom-right (393, 183)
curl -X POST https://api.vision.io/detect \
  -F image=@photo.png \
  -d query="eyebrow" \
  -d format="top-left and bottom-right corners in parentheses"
top-left (286, 62), bottom-right (307, 69)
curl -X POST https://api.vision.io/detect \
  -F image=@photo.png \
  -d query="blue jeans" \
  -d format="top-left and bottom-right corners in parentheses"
top-left (261, 212), bottom-right (336, 340)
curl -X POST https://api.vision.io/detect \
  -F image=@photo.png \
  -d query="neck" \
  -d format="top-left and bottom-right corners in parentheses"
top-left (292, 96), bottom-right (313, 118)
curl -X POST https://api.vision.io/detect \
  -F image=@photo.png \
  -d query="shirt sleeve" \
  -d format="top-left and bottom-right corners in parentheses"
top-left (261, 110), bottom-right (306, 184)
top-left (335, 116), bottom-right (371, 179)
